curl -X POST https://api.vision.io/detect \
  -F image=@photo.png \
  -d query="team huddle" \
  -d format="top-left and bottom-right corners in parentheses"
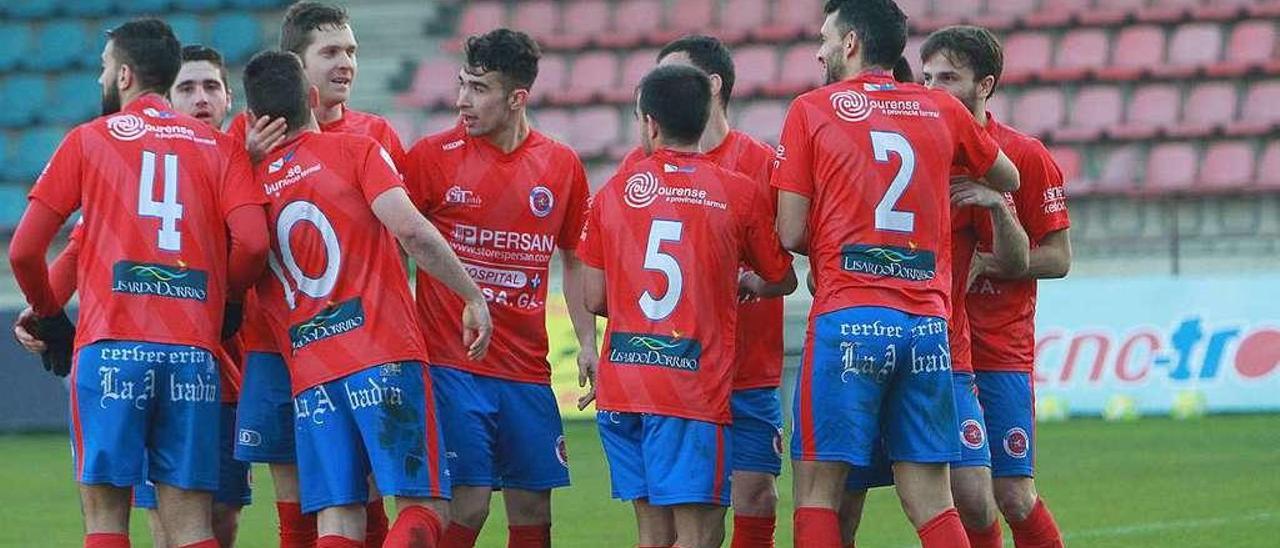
top-left (7, 0), bottom-right (1074, 547)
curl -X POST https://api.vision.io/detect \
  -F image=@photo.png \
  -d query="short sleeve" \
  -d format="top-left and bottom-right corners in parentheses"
top-left (358, 140), bottom-right (407, 205)
top-left (576, 192), bottom-right (605, 269)
top-left (402, 140), bottom-right (440, 212)
top-left (28, 127), bottom-right (84, 217)
top-left (943, 96), bottom-right (1000, 178)
top-left (770, 101), bottom-right (815, 197)
top-left (376, 122), bottom-right (409, 174)
top-left (558, 155), bottom-right (591, 251)
top-left (1014, 142), bottom-right (1071, 243)
top-left (740, 183), bottom-right (793, 283)
top-left (218, 143), bottom-right (267, 217)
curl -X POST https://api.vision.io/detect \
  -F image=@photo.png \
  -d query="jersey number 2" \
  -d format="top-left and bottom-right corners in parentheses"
top-left (870, 131), bottom-right (916, 233)
top-left (639, 219), bottom-right (684, 321)
top-left (138, 151), bottom-right (183, 251)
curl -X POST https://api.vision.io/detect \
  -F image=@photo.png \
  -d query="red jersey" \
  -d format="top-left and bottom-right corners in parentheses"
top-left (578, 149), bottom-right (793, 424)
top-left (230, 106), bottom-right (407, 354)
top-left (29, 94), bottom-right (263, 354)
top-left (623, 130), bottom-right (784, 389)
top-left (967, 113), bottom-right (1071, 372)
top-left (403, 126), bottom-right (589, 384)
top-left (253, 131), bottom-right (428, 394)
top-left (771, 73), bottom-right (1000, 320)
top-left (949, 206), bottom-right (978, 374)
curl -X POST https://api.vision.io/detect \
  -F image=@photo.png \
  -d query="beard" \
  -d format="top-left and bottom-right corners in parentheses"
top-left (101, 82), bottom-right (122, 116)
top-left (823, 55), bottom-right (845, 85)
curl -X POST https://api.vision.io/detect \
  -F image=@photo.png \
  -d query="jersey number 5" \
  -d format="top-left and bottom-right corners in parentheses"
top-left (138, 151), bottom-right (184, 251)
top-left (870, 131), bottom-right (916, 233)
top-left (638, 219), bottom-right (684, 321)
top-left (268, 201), bottom-right (341, 309)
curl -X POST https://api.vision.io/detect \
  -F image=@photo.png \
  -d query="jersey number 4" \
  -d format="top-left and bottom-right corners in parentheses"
top-left (870, 131), bottom-right (916, 233)
top-left (138, 151), bottom-right (184, 251)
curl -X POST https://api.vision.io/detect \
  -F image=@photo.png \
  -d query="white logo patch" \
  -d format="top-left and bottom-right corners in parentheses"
top-left (624, 171), bottom-right (660, 209)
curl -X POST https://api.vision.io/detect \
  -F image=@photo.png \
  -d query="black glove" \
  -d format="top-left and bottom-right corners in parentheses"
top-left (222, 301), bottom-right (244, 341)
top-left (35, 311), bottom-right (75, 377)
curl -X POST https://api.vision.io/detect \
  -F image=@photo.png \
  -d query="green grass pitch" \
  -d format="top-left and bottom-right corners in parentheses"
top-left (1, 415), bottom-right (1276, 547)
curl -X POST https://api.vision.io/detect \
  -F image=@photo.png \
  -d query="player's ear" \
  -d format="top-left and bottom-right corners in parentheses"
top-left (306, 84), bottom-right (320, 109)
top-left (707, 73), bottom-right (723, 102)
top-left (978, 74), bottom-right (996, 101)
top-left (843, 29), bottom-right (859, 64)
top-left (117, 63), bottom-right (134, 93)
top-left (509, 88), bottom-right (529, 111)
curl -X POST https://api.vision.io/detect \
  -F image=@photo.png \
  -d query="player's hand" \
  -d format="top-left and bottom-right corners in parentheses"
top-left (34, 310), bottom-right (75, 377)
top-left (13, 307), bottom-right (46, 354)
top-left (968, 251), bottom-right (994, 291)
top-left (737, 270), bottom-right (767, 303)
top-left (246, 115), bottom-right (288, 164)
top-left (461, 298), bottom-right (492, 361)
top-left (576, 342), bottom-right (599, 410)
top-left (221, 301), bottom-right (244, 341)
top-left (950, 179), bottom-right (1007, 210)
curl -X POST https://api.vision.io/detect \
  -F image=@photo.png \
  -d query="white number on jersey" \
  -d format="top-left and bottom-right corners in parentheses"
top-left (137, 151), bottom-right (184, 251)
top-left (268, 201), bottom-right (341, 310)
top-left (870, 131), bottom-right (916, 233)
top-left (638, 219), bottom-right (684, 321)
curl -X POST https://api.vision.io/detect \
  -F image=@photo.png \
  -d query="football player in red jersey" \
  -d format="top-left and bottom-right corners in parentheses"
top-left (773, 1), bottom-right (1022, 547)
top-left (401, 29), bottom-right (595, 548)
top-left (8, 19), bottom-right (269, 548)
top-left (620, 35), bottom-right (789, 547)
top-left (580, 64), bottom-right (797, 548)
top-left (243, 50), bottom-right (491, 548)
top-left (921, 26), bottom-right (1071, 548)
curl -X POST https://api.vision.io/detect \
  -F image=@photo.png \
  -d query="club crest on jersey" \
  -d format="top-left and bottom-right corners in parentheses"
top-left (624, 171), bottom-right (660, 208)
top-left (831, 90), bottom-right (873, 123)
top-left (608, 332), bottom-right (702, 371)
top-left (112, 260), bottom-right (208, 301)
top-left (961, 419), bottom-right (986, 450)
top-left (288, 298), bottom-right (366, 351)
top-left (529, 185), bottom-right (555, 218)
top-left (107, 114), bottom-right (147, 141)
top-left (1003, 427), bottom-right (1029, 459)
top-left (555, 435), bottom-right (569, 467)
top-left (268, 147), bottom-right (298, 174)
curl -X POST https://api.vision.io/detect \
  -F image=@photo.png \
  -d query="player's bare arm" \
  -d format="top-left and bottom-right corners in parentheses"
top-left (979, 150), bottom-right (1021, 193)
top-left (776, 191), bottom-right (811, 254)
top-left (951, 181), bottom-right (1029, 284)
top-left (370, 186), bottom-right (492, 359)
top-left (740, 267), bottom-right (799, 299)
top-left (561, 252), bottom-right (600, 401)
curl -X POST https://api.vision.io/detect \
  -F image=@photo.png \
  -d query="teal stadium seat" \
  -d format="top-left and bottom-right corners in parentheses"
top-left (0, 75), bottom-right (48, 129)
top-left (167, 14), bottom-right (207, 45)
top-left (47, 73), bottom-right (100, 126)
top-left (11, 127), bottom-right (66, 182)
top-left (31, 21), bottom-right (90, 71)
top-left (0, 183), bottom-right (30, 231)
top-left (115, 0), bottom-right (172, 15)
top-left (0, 24), bottom-right (34, 73)
top-left (5, 0), bottom-right (57, 19)
top-left (175, 0), bottom-right (225, 12)
top-left (210, 13), bottom-right (262, 63)
top-left (66, 0), bottom-right (113, 17)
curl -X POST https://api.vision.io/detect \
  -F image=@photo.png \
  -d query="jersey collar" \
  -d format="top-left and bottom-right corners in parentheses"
top-left (472, 129), bottom-right (542, 162)
top-left (124, 93), bottom-right (172, 114)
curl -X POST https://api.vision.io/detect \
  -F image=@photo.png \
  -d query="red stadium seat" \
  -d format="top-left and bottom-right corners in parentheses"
top-left (1044, 28), bottom-right (1108, 82)
top-left (765, 43), bottom-right (823, 97)
top-left (656, 0), bottom-right (717, 43)
top-left (904, 36), bottom-right (925, 71)
top-left (1113, 84), bottom-right (1182, 140)
top-left (1194, 0), bottom-right (1253, 20)
top-left (1096, 145), bottom-right (1144, 194)
top-left (1099, 25), bottom-right (1166, 81)
top-left (549, 0), bottom-right (610, 49)
top-left (536, 54), bottom-right (569, 101)
top-left (402, 57), bottom-right (460, 109)
top-left (1011, 88), bottom-right (1065, 138)
top-left (570, 106), bottom-right (622, 157)
top-left (1155, 23), bottom-right (1223, 78)
top-left (1172, 81), bottom-right (1237, 137)
top-left (1056, 85), bottom-right (1123, 142)
top-left (457, 2), bottom-right (506, 38)
top-left (559, 52), bottom-right (619, 104)
top-left (1025, 0), bottom-right (1092, 28)
top-left (930, 0), bottom-right (984, 23)
top-left (732, 46), bottom-right (778, 97)
top-left (987, 95), bottom-right (1011, 124)
top-left (1207, 20), bottom-right (1278, 77)
top-left (757, 0), bottom-right (823, 41)
top-left (422, 112), bottom-right (460, 137)
top-left (1138, 0), bottom-right (1200, 24)
top-left (1257, 140), bottom-right (1280, 188)
top-left (599, 0), bottom-right (662, 48)
top-left (1226, 80), bottom-right (1280, 136)
top-left (1001, 32), bottom-right (1053, 83)
top-left (609, 49), bottom-right (658, 103)
top-left (510, 1), bottom-right (559, 42)
top-left (737, 101), bottom-right (787, 144)
top-left (721, 0), bottom-right (770, 43)
top-left (532, 108), bottom-right (573, 144)
top-left (1048, 145), bottom-right (1086, 190)
top-left (588, 162), bottom-right (619, 190)
top-left (981, 0), bottom-right (1038, 27)
top-left (896, 0), bottom-right (932, 21)
top-left (1200, 140), bottom-right (1256, 191)
top-left (1145, 143), bottom-right (1199, 193)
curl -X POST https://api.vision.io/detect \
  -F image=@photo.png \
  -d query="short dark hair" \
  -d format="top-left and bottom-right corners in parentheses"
top-left (638, 65), bottom-right (711, 146)
top-left (464, 28), bottom-right (541, 91)
top-left (658, 35), bottom-right (735, 108)
top-left (106, 18), bottom-right (182, 95)
top-left (181, 45), bottom-right (228, 86)
top-left (280, 1), bottom-right (350, 56)
top-left (893, 56), bottom-right (914, 83)
top-left (823, 0), bottom-right (909, 69)
top-left (921, 25), bottom-right (1004, 99)
top-left (243, 50), bottom-right (311, 132)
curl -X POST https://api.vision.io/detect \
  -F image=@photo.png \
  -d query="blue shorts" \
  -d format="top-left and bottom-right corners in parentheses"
top-left (234, 352), bottom-right (295, 463)
top-left (792, 306), bottom-right (959, 466)
top-left (71, 341), bottom-right (221, 491)
top-left (844, 372), bottom-right (991, 490)
top-left (975, 371), bottom-right (1036, 478)
top-left (430, 366), bottom-right (570, 491)
top-left (294, 362), bottom-right (450, 513)
top-left (730, 388), bottom-right (783, 476)
top-left (135, 403), bottom-right (252, 508)
top-left (597, 411), bottom-right (731, 507)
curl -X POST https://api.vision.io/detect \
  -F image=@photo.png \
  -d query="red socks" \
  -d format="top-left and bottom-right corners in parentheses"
top-left (794, 506), bottom-right (841, 547)
top-left (278, 501), bottom-right (318, 548)
top-left (731, 514), bottom-right (776, 548)
top-left (916, 508), bottom-right (970, 548)
top-left (318, 536), bottom-right (364, 548)
top-left (441, 521), bottom-right (479, 548)
top-left (385, 505), bottom-right (444, 548)
top-left (177, 540), bottom-right (219, 548)
top-left (507, 524), bottom-right (551, 548)
top-left (84, 533), bottom-right (130, 548)
top-left (1009, 498), bottom-right (1064, 548)
top-left (965, 520), bottom-right (1004, 548)
top-left (367, 499), bottom-right (390, 547)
